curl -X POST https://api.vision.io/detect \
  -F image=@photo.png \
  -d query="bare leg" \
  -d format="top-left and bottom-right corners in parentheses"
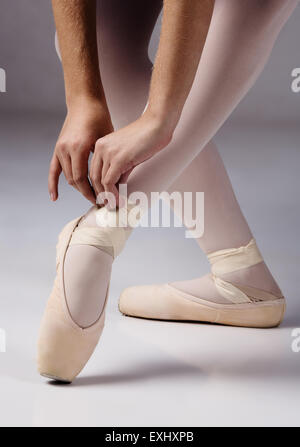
top-left (64, 0), bottom-right (298, 325)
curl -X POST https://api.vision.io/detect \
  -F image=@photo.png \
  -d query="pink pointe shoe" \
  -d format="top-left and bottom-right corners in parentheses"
top-left (119, 239), bottom-right (285, 328)
top-left (37, 207), bottom-right (130, 383)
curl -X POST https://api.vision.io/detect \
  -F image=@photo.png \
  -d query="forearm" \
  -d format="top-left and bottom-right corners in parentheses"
top-left (52, 0), bottom-right (107, 109)
top-left (147, 0), bottom-right (214, 133)
top-left (50, 0), bottom-right (114, 204)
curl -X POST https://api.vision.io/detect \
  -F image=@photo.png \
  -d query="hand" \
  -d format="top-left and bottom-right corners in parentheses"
top-left (90, 112), bottom-right (172, 205)
top-left (49, 97), bottom-right (114, 204)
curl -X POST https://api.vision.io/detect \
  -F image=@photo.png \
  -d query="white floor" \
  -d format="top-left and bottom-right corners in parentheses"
top-left (0, 114), bottom-right (299, 427)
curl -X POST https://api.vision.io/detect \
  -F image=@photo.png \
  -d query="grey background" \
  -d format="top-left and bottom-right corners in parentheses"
top-left (0, 1), bottom-right (299, 427)
top-left (0, 0), bottom-right (299, 121)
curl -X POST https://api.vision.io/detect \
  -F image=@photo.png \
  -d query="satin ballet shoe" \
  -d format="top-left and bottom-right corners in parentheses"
top-left (37, 206), bottom-right (131, 383)
top-left (119, 239), bottom-right (285, 328)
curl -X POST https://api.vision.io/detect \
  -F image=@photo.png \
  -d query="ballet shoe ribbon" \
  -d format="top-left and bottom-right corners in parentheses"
top-left (69, 204), bottom-right (139, 259)
top-left (207, 238), bottom-right (263, 276)
top-left (207, 239), bottom-right (264, 304)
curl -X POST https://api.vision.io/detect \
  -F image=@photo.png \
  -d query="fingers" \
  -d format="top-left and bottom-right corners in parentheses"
top-left (119, 167), bottom-right (134, 185)
top-left (91, 138), bottom-right (134, 208)
top-left (90, 151), bottom-right (105, 203)
top-left (48, 155), bottom-right (62, 201)
top-left (55, 142), bottom-right (96, 204)
top-left (72, 151), bottom-right (96, 205)
top-left (102, 163), bottom-right (122, 207)
top-left (58, 150), bottom-right (75, 190)
top-left (90, 151), bottom-right (120, 208)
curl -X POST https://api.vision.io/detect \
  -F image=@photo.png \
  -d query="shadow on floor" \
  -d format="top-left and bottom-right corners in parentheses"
top-left (48, 360), bottom-right (204, 387)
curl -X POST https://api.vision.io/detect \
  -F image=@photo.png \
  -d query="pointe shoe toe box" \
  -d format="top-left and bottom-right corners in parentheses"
top-left (37, 281), bottom-right (104, 383)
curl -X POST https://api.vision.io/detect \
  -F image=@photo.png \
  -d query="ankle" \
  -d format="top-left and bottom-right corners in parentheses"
top-left (220, 261), bottom-right (282, 298)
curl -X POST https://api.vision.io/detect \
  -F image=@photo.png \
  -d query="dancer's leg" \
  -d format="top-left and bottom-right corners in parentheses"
top-left (126, 0), bottom-right (298, 197)
top-left (119, 0), bottom-right (297, 305)
top-left (165, 141), bottom-right (282, 304)
top-left (63, 0), bottom-right (163, 327)
top-left (65, 0), bottom-right (298, 325)
top-left (39, 1), bottom-right (297, 382)
top-left (37, 2), bottom-right (162, 383)
top-left (167, 142), bottom-right (252, 253)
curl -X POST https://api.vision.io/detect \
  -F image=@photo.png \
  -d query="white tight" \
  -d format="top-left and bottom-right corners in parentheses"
top-left (63, 0), bottom-right (298, 326)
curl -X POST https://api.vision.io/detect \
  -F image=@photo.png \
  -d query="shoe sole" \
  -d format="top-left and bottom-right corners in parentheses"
top-left (119, 291), bottom-right (286, 328)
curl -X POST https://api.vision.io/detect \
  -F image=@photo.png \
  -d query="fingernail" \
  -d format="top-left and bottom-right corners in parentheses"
top-left (50, 193), bottom-right (55, 202)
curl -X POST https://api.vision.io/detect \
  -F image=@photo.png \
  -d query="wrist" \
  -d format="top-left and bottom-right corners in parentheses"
top-left (66, 94), bottom-right (109, 116)
top-left (65, 82), bottom-right (106, 107)
top-left (144, 102), bottom-right (181, 138)
top-left (139, 108), bottom-right (174, 148)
